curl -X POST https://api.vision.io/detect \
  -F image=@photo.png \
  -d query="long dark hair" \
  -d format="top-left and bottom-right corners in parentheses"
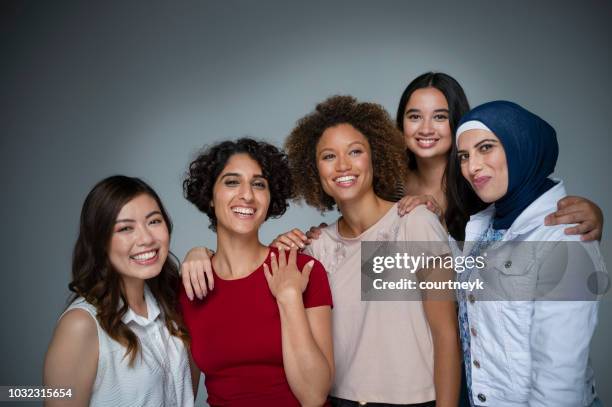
top-left (69, 175), bottom-right (189, 365)
top-left (396, 72), bottom-right (485, 240)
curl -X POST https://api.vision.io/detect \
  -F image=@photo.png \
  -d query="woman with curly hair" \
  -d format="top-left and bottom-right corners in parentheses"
top-left (282, 95), bottom-right (460, 406)
top-left (44, 175), bottom-right (196, 406)
top-left (180, 138), bottom-right (334, 407)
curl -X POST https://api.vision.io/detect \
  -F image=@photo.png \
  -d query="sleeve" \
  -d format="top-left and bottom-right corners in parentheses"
top-left (298, 254), bottom-right (333, 309)
top-left (528, 241), bottom-right (600, 406)
top-left (529, 301), bottom-right (597, 406)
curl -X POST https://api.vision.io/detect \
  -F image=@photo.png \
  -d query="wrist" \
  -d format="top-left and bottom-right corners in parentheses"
top-left (276, 288), bottom-right (303, 306)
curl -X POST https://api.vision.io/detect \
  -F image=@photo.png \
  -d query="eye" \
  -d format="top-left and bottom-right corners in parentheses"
top-left (224, 179), bottom-right (240, 186)
top-left (433, 114), bottom-right (448, 121)
top-left (457, 153), bottom-right (469, 163)
top-left (252, 180), bottom-right (267, 189)
top-left (349, 149), bottom-right (363, 156)
top-left (116, 225), bottom-right (133, 233)
top-left (406, 113), bottom-right (421, 121)
top-left (479, 143), bottom-right (494, 153)
top-left (321, 153), bottom-right (335, 160)
top-left (149, 218), bottom-right (163, 226)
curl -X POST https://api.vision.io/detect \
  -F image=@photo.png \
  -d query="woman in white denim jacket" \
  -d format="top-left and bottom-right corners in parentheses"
top-left (453, 100), bottom-right (604, 407)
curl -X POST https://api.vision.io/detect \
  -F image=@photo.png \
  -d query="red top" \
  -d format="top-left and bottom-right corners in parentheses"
top-left (179, 248), bottom-right (333, 407)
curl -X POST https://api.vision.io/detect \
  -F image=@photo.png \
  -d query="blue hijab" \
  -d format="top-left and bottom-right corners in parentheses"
top-left (457, 101), bottom-right (559, 230)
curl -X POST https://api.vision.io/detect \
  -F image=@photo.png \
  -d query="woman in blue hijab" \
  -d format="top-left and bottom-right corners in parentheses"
top-left (454, 101), bottom-right (604, 407)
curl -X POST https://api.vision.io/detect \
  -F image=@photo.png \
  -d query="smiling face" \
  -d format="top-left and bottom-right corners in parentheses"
top-left (402, 87), bottom-right (453, 160)
top-left (316, 123), bottom-right (374, 205)
top-left (457, 129), bottom-right (509, 203)
top-left (108, 193), bottom-right (170, 283)
top-left (212, 153), bottom-right (270, 236)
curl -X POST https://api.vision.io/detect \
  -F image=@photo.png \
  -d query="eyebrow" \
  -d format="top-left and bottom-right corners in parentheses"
top-left (405, 108), bottom-right (449, 114)
top-left (115, 210), bottom-right (162, 224)
top-left (474, 139), bottom-right (499, 148)
top-left (319, 140), bottom-right (366, 153)
top-left (347, 141), bottom-right (366, 148)
top-left (219, 172), bottom-right (266, 180)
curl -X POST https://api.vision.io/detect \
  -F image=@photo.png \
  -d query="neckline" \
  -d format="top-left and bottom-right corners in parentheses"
top-left (334, 202), bottom-right (398, 241)
top-left (121, 284), bottom-right (160, 326)
top-left (212, 247), bottom-right (272, 282)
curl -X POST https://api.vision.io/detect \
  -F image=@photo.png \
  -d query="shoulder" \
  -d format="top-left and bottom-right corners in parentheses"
top-left (399, 204), bottom-right (438, 224)
top-left (46, 307), bottom-right (99, 367)
top-left (397, 205), bottom-right (448, 241)
top-left (528, 222), bottom-right (580, 242)
top-left (304, 221), bottom-right (339, 257)
top-left (56, 308), bottom-right (98, 342)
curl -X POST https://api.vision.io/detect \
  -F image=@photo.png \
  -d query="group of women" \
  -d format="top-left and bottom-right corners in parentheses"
top-left (43, 72), bottom-right (605, 407)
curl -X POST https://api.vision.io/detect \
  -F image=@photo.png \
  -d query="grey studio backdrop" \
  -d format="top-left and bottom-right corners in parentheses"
top-left (1, 0), bottom-right (611, 405)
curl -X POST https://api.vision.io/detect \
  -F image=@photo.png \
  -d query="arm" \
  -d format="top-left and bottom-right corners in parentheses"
top-left (410, 208), bottom-right (460, 407)
top-left (528, 243), bottom-right (599, 406)
top-left (529, 300), bottom-right (597, 406)
top-left (43, 309), bottom-right (98, 407)
top-left (545, 196), bottom-right (604, 241)
top-left (181, 247), bottom-right (215, 300)
top-left (264, 247), bottom-right (334, 407)
top-left (421, 283), bottom-right (461, 407)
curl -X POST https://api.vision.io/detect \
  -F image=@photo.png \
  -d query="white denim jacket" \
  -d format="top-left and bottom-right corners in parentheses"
top-left (451, 181), bottom-right (604, 406)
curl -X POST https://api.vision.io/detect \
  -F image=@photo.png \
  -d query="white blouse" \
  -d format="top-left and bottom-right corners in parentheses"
top-left (62, 285), bottom-right (194, 407)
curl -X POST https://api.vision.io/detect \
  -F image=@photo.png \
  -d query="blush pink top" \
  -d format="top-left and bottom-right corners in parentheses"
top-left (305, 204), bottom-right (449, 404)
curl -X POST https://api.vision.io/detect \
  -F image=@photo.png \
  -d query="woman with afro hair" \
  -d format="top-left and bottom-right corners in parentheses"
top-left (278, 95), bottom-right (460, 406)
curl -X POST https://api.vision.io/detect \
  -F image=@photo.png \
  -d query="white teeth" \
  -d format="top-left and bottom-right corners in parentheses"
top-left (335, 175), bottom-right (356, 183)
top-left (132, 250), bottom-right (157, 261)
top-left (417, 138), bottom-right (438, 146)
top-left (232, 207), bottom-right (255, 215)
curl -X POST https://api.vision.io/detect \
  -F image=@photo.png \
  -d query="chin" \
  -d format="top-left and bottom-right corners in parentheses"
top-left (413, 149), bottom-right (443, 159)
top-left (476, 191), bottom-right (503, 204)
top-left (230, 222), bottom-right (263, 236)
top-left (131, 267), bottom-right (164, 281)
top-left (329, 190), bottom-right (360, 204)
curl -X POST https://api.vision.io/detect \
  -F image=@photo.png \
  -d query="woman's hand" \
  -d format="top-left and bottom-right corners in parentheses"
top-left (264, 247), bottom-right (314, 302)
top-left (181, 247), bottom-right (215, 301)
top-left (398, 194), bottom-right (443, 219)
top-left (545, 196), bottom-right (604, 241)
top-left (271, 223), bottom-right (328, 250)
top-left (306, 222), bottom-right (328, 241)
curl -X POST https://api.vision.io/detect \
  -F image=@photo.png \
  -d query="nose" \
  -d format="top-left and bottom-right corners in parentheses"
top-left (468, 153), bottom-right (483, 176)
top-left (137, 224), bottom-right (155, 246)
top-left (418, 117), bottom-right (434, 136)
top-left (335, 153), bottom-right (351, 172)
top-left (238, 182), bottom-right (254, 202)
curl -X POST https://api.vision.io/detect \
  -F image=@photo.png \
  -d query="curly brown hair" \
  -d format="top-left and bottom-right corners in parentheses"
top-left (183, 138), bottom-right (292, 231)
top-left (285, 95), bottom-right (408, 211)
